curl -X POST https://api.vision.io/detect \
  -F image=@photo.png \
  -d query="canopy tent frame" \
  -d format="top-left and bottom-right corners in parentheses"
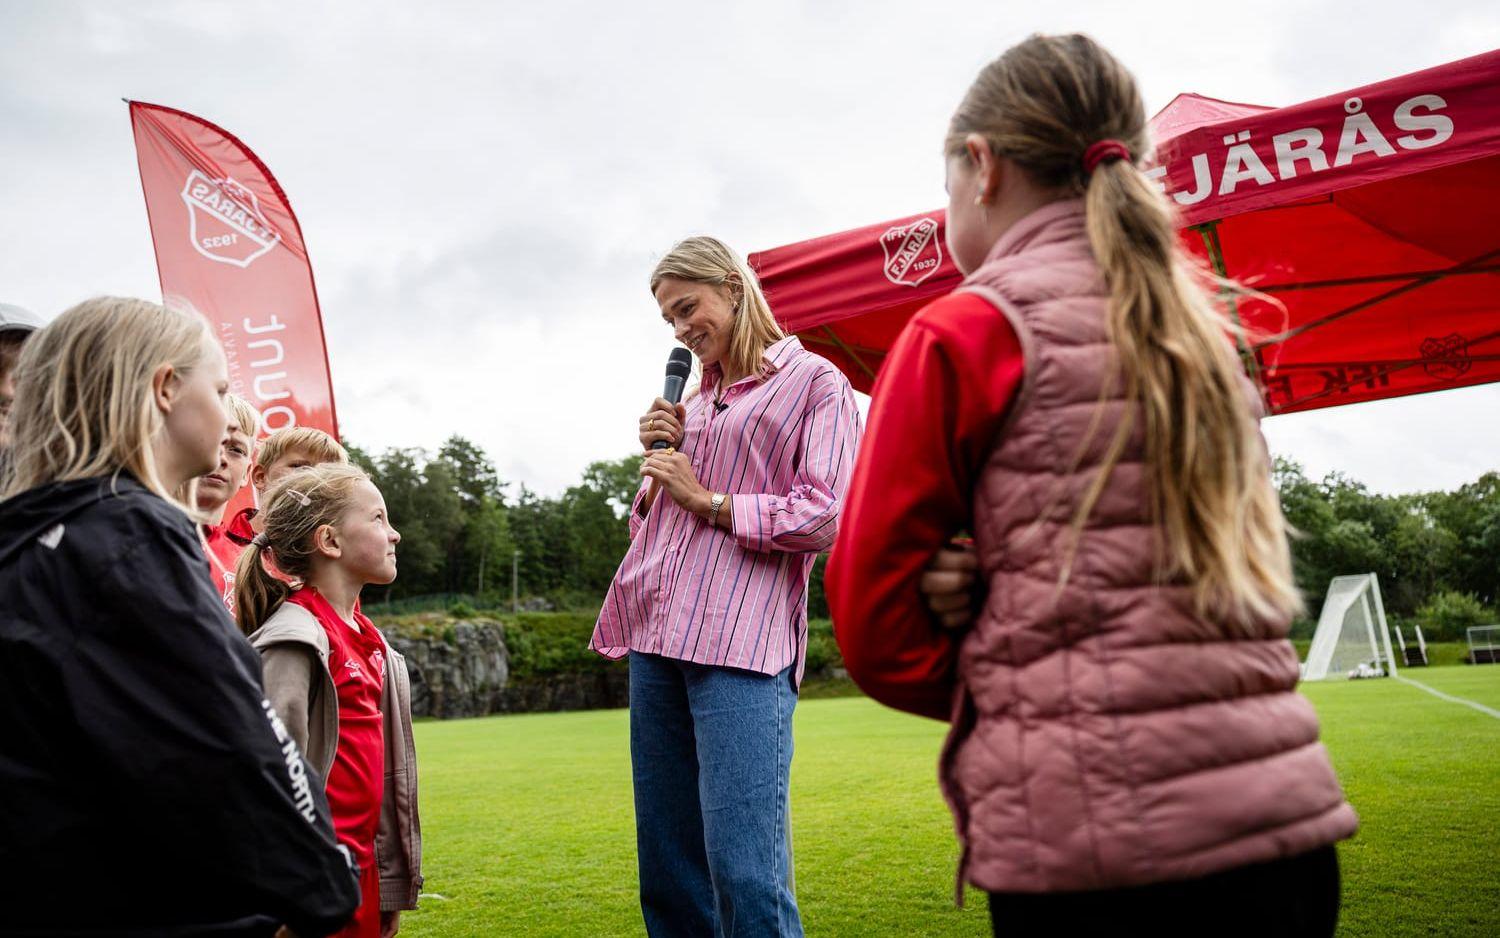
top-left (1190, 216), bottom-right (1500, 411)
top-left (814, 326), bottom-right (879, 385)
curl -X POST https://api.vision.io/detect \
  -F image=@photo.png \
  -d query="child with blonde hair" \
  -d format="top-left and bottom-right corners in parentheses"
top-left (0, 297), bottom-right (358, 936)
top-left (828, 34), bottom-right (1355, 936)
top-left (237, 463), bottom-right (423, 938)
top-left (198, 392), bottom-right (260, 610)
top-left (250, 426), bottom-right (351, 507)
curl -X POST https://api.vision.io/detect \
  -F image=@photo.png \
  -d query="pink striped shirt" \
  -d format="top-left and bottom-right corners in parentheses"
top-left (591, 336), bottom-right (862, 683)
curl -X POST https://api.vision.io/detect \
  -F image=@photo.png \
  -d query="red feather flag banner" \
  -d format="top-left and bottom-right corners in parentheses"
top-left (750, 49), bottom-right (1500, 416)
top-left (128, 100), bottom-right (340, 445)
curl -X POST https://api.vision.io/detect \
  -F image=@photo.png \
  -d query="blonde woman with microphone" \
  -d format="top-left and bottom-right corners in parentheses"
top-left (592, 237), bottom-right (861, 937)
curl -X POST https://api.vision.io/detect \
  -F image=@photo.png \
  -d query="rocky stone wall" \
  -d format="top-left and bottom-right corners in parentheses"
top-left (387, 620), bottom-right (511, 719)
top-left (386, 618), bottom-right (630, 717)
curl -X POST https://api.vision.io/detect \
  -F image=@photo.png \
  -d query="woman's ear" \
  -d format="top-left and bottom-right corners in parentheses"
top-left (152, 362), bottom-right (179, 415)
top-left (721, 274), bottom-right (744, 311)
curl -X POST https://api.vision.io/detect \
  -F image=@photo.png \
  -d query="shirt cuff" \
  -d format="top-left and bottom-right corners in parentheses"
top-left (729, 493), bottom-right (774, 553)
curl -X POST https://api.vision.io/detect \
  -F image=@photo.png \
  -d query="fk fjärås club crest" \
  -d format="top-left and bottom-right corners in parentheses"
top-left (1419, 333), bottom-right (1472, 381)
top-left (880, 216), bottom-right (943, 287)
top-left (180, 170), bottom-right (282, 268)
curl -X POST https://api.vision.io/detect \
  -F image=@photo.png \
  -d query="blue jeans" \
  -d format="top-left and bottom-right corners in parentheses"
top-left (629, 652), bottom-right (802, 938)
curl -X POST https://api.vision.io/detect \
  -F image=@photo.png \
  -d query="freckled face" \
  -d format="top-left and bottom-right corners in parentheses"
top-left (334, 480), bottom-right (401, 585)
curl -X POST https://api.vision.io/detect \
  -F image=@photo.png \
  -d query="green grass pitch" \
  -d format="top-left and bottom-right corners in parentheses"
top-left (398, 666), bottom-right (1500, 936)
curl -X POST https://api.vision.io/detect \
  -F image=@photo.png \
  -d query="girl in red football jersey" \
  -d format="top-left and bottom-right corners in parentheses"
top-left (235, 463), bottom-right (423, 938)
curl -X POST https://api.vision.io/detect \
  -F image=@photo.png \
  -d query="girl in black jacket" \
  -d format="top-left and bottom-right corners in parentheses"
top-left (0, 297), bottom-right (360, 937)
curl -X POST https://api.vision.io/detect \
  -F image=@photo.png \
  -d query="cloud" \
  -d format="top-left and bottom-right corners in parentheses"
top-left (4, 0), bottom-right (1499, 494)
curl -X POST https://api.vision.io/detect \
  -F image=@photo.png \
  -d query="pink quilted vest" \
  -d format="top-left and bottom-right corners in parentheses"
top-left (942, 199), bottom-right (1357, 896)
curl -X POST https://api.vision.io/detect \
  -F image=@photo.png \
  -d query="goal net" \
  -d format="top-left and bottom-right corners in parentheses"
top-left (1468, 625), bottom-right (1500, 664)
top-left (1302, 574), bottom-right (1397, 681)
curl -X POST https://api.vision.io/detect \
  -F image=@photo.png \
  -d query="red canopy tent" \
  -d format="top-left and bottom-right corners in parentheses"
top-left (748, 50), bottom-right (1500, 415)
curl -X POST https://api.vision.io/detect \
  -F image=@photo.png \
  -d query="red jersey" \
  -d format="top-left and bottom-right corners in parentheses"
top-left (825, 291), bottom-right (1024, 719)
top-left (202, 507), bottom-right (257, 615)
top-left (288, 589), bottom-right (386, 870)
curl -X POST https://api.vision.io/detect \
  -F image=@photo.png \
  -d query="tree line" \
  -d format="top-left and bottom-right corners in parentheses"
top-left (1275, 458), bottom-right (1500, 640)
top-left (350, 436), bottom-right (1500, 641)
top-left (347, 436), bottom-right (637, 610)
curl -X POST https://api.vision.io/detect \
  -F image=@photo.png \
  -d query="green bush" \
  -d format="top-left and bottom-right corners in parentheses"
top-left (804, 618), bottom-right (842, 676)
top-left (503, 611), bottom-right (614, 679)
top-left (1415, 590), bottom-right (1496, 642)
top-left (543, 587), bottom-right (608, 613)
top-left (448, 600), bottom-right (479, 620)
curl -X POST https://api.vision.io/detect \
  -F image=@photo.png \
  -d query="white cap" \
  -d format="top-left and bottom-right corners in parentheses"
top-left (0, 303), bottom-right (44, 336)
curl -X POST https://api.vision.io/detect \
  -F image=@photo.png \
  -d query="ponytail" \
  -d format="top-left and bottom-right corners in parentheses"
top-left (1082, 157), bottom-right (1301, 621)
top-left (233, 538), bottom-right (292, 636)
top-left (949, 33), bottom-right (1302, 622)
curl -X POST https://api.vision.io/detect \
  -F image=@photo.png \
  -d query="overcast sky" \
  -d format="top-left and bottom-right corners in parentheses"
top-left (3, 0), bottom-right (1498, 497)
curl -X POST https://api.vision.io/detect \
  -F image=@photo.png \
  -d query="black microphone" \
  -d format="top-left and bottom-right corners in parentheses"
top-left (653, 347), bottom-right (694, 450)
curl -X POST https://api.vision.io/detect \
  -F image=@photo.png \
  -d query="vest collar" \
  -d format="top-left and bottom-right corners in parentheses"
top-left (967, 198), bottom-right (1089, 280)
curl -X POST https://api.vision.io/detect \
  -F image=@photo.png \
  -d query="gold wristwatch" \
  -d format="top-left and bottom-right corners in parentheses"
top-left (708, 492), bottom-right (726, 528)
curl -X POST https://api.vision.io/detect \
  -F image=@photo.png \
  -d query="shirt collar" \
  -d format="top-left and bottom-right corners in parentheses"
top-left (699, 335), bottom-right (803, 392)
top-left (225, 506), bottom-right (258, 544)
top-left (972, 197), bottom-right (1087, 271)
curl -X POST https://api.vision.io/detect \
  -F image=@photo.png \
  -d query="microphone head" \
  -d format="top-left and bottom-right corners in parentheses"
top-left (666, 346), bottom-right (693, 379)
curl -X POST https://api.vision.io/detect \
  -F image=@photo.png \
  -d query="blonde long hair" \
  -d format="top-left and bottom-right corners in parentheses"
top-left (650, 236), bottom-right (785, 384)
top-left (947, 34), bottom-right (1300, 621)
top-left (234, 463), bottom-right (372, 635)
top-left (2, 297), bottom-right (213, 508)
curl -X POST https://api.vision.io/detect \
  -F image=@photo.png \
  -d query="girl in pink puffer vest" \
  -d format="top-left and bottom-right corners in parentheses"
top-left (828, 34), bottom-right (1357, 937)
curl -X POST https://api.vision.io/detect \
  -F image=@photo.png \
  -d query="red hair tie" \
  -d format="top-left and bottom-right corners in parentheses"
top-left (1082, 139), bottom-right (1132, 174)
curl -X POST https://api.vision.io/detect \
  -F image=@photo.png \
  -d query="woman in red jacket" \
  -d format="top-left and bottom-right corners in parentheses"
top-left (826, 34), bottom-right (1356, 936)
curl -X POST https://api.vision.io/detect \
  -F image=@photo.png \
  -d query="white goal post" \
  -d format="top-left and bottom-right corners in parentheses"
top-left (1302, 574), bottom-right (1398, 681)
top-left (1468, 625), bottom-right (1500, 664)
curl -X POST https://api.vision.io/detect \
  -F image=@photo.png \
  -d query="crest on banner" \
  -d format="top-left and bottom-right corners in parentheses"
top-left (180, 170), bottom-right (282, 267)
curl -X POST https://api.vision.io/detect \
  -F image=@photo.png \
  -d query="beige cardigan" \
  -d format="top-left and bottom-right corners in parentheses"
top-left (250, 603), bottom-right (424, 911)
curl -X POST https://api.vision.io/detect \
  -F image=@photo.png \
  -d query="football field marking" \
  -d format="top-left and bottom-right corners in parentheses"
top-left (1396, 675), bottom-right (1500, 721)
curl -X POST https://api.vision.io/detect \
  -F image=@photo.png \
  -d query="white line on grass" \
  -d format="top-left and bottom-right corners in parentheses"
top-left (1396, 675), bottom-right (1500, 721)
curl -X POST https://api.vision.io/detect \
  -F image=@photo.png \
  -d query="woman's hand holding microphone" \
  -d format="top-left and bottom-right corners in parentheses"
top-left (637, 398), bottom-right (728, 527)
top-left (638, 397), bottom-right (686, 451)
